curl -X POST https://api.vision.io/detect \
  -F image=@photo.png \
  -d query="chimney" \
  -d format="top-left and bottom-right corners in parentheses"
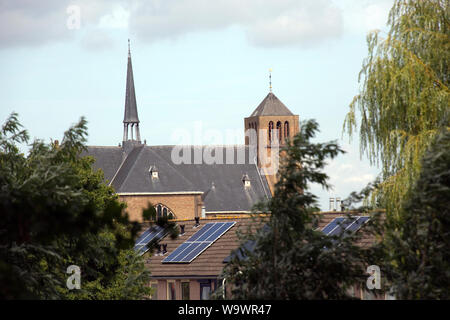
top-left (162, 244), bottom-right (167, 255)
top-left (329, 198), bottom-right (335, 211)
top-left (180, 225), bottom-right (185, 235)
top-left (201, 206), bottom-right (206, 218)
top-left (194, 217), bottom-right (200, 227)
top-left (336, 197), bottom-right (341, 212)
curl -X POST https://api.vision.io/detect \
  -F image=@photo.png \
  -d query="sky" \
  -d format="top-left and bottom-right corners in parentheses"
top-left (0, 0), bottom-right (394, 210)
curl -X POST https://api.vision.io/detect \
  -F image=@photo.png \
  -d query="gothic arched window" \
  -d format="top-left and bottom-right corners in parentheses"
top-left (268, 121), bottom-right (274, 144)
top-left (157, 204), bottom-right (162, 218)
top-left (154, 204), bottom-right (175, 220)
top-left (276, 121), bottom-right (282, 143)
top-left (284, 121), bottom-right (290, 140)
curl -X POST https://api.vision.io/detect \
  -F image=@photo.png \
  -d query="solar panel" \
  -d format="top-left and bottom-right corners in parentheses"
top-left (163, 222), bottom-right (236, 263)
top-left (321, 217), bottom-right (346, 235)
top-left (322, 216), bottom-right (370, 237)
top-left (345, 216), bottom-right (370, 233)
top-left (134, 225), bottom-right (167, 256)
top-left (327, 218), bottom-right (356, 236)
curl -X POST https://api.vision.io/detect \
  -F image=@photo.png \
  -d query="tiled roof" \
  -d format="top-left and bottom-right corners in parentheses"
top-left (143, 212), bottom-right (380, 279)
top-left (146, 218), bottom-right (253, 278)
top-left (249, 92), bottom-right (294, 117)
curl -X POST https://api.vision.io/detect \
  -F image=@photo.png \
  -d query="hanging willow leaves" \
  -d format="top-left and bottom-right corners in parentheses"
top-left (343, 0), bottom-right (450, 217)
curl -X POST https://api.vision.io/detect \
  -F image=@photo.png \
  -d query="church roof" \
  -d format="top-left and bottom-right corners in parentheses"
top-left (85, 145), bottom-right (271, 212)
top-left (123, 42), bottom-right (139, 123)
top-left (249, 92), bottom-right (294, 117)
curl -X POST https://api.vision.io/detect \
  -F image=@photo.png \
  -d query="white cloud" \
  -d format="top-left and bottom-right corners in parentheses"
top-left (332, 0), bottom-right (394, 35)
top-left (0, 0), bottom-right (394, 49)
top-left (98, 5), bottom-right (129, 29)
top-left (129, 0), bottom-right (343, 47)
top-left (0, 0), bottom-right (125, 49)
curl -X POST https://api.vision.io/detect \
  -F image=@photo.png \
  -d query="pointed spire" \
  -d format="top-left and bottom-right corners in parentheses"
top-left (124, 40), bottom-right (139, 124)
top-left (123, 40), bottom-right (141, 144)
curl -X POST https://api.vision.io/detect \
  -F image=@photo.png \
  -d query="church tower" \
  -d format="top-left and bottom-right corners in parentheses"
top-left (122, 40), bottom-right (142, 152)
top-left (244, 73), bottom-right (299, 193)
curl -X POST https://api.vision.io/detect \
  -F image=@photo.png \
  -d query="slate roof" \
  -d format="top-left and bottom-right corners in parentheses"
top-left (85, 144), bottom-right (271, 213)
top-left (249, 92), bottom-right (294, 117)
top-left (144, 212), bottom-right (378, 279)
top-left (83, 146), bottom-right (123, 183)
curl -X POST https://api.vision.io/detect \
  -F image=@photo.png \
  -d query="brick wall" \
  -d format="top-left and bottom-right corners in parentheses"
top-left (119, 193), bottom-right (203, 222)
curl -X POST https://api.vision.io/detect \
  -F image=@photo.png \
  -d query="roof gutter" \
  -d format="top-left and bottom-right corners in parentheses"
top-left (117, 191), bottom-right (204, 196)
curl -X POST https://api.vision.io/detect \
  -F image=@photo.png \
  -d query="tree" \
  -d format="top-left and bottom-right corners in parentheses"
top-left (220, 120), bottom-right (371, 299)
top-left (382, 127), bottom-right (450, 299)
top-left (0, 113), bottom-right (151, 299)
top-left (343, 0), bottom-right (449, 218)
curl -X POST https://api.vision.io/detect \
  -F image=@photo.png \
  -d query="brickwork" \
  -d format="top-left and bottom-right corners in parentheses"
top-left (118, 193), bottom-right (203, 222)
top-left (245, 114), bottom-right (300, 194)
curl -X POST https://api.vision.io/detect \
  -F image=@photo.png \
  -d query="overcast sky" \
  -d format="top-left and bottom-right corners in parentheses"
top-left (0, 0), bottom-right (394, 210)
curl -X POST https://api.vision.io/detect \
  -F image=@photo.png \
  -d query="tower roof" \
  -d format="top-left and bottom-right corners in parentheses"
top-left (249, 92), bottom-right (294, 117)
top-left (123, 40), bottom-right (139, 123)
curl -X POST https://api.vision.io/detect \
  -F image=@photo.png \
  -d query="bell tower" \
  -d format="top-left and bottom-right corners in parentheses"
top-left (244, 70), bottom-right (299, 193)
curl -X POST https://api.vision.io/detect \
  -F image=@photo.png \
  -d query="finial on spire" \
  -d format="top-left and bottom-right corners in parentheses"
top-left (128, 39), bottom-right (131, 57)
top-left (269, 68), bottom-right (272, 93)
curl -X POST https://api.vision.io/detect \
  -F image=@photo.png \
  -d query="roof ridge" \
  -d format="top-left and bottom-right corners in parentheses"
top-left (110, 145), bottom-right (144, 191)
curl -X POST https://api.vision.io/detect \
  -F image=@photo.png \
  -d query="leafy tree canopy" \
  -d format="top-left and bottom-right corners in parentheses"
top-left (0, 113), bottom-right (150, 299)
top-left (343, 0), bottom-right (449, 217)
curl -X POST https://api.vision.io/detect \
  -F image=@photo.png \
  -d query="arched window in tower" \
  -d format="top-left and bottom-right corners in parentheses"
top-left (268, 121), bottom-right (273, 144)
top-left (276, 121), bottom-right (282, 143)
top-left (284, 121), bottom-right (290, 140)
top-left (163, 207), bottom-right (167, 218)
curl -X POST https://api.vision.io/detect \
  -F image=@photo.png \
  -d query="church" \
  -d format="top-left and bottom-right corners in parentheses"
top-left (86, 41), bottom-right (300, 222)
top-left (86, 43), bottom-right (381, 300)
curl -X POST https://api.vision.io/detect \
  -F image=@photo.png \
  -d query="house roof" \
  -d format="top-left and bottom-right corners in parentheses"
top-left (249, 92), bottom-right (295, 117)
top-left (143, 212), bottom-right (378, 279)
top-left (146, 217), bottom-right (255, 278)
top-left (84, 144), bottom-right (271, 212)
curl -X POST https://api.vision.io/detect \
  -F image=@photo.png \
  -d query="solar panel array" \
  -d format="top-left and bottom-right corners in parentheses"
top-left (134, 225), bottom-right (168, 256)
top-left (163, 222), bottom-right (236, 263)
top-left (321, 216), bottom-right (370, 237)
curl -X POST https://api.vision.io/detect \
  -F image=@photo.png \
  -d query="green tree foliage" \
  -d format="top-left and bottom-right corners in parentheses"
top-left (381, 128), bottom-right (450, 299)
top-left (0, 113), bottom-right (151, 299)
top-left (343, 0), bottom-right (449, 217)
top-left (221, 120), bottom-right (372, 299)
